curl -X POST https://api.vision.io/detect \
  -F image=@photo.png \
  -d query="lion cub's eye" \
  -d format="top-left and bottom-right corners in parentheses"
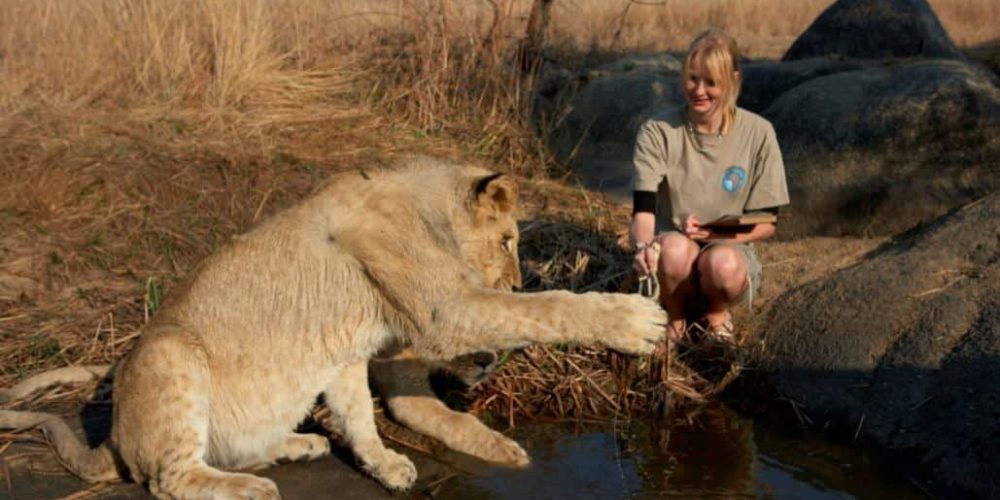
top-left (501, 235), bottom-right (514, 253)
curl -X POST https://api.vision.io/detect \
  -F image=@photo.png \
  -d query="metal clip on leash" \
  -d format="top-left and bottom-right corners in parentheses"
top-left (636, 241), bottom-right (661, 299)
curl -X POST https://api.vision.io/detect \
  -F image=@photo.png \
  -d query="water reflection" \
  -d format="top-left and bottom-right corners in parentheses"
top-left (432, 403), bottom-right (925, 499)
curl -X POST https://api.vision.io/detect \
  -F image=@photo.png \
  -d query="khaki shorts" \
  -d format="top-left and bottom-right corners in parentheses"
top-left (658, 231), bottom-right (762, 309)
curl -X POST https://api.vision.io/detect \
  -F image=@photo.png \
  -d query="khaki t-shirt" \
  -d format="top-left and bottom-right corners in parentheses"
top-left (632, 107), bottom-right (790, 232)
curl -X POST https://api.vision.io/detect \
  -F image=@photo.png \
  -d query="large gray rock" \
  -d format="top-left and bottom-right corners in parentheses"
top-left (546, 54), bottom-right (684, 202)
top-left (762, 59), bottom-right (1000, 237)
top-left (764, 59), bottom-right (1000, 152)
top-left (757, 192), bottom-right (1000, 498)
top-left (549, 62), bottom-right (681, 161)
top-left (738, 58), bottom-right (865, 113)
top-left (595, 52), bottom-right (682, 74)
top-left (783, 0), bottom-right (963, 61)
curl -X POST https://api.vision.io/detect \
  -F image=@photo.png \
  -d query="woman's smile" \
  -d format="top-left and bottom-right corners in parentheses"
top-left (684, 57), bottom-right (723, 125)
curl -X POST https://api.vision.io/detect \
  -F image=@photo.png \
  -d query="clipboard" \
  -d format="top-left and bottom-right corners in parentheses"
top-left (704, 212), bottom-right (777, 228)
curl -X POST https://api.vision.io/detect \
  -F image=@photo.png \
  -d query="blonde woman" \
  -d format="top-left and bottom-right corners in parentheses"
top-left (630, 29), bottom-right (789, 343)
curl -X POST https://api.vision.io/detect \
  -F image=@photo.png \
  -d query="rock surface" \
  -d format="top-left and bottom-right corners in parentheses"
top-left (756, 192), bottom-right (1000, 498)
top-left (763, 59), bottom-right (1000, 237)
top-left (763, 59), bottom-right (1000, 153)
top-left (545, 53), bottom-right (683, 202)
top-left (738, 58), bottom-right (865, 113)
top-left (783, 0), bottom-right (964, 61)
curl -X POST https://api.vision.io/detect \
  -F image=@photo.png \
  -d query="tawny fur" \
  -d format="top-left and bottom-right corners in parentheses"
top-left (0, 157), bottom-right (666, 499)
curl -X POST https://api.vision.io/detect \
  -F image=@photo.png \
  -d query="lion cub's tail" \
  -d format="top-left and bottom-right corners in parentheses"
top-left (0, 364), bottom-right (114, 403)
top-left (0, 364), bottom-right (121, 483)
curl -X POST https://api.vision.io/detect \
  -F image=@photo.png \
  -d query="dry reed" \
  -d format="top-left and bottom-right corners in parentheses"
top-left (465, 214), bottom-right (753, 421)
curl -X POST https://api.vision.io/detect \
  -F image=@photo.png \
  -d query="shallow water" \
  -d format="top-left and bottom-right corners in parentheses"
top-left (0, 402), bottom-right (928, 499)
top-left (432, 403), bottom-right (927, 499)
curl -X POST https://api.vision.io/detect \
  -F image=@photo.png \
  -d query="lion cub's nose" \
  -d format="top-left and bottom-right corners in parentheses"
top-left (472, 352), bottom-right (497, 369)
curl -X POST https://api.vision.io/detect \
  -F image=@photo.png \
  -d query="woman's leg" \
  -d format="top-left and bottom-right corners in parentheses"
top-left (695, 244), bottom-right (749, 330)
top-left (654, 233), bottom-right (701, 339)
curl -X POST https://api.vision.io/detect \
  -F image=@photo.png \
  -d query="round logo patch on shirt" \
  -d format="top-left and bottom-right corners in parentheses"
top-left (722, 166), bottom-right (746, 193)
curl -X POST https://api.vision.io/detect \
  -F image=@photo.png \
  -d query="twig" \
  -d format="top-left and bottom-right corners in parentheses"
top-left (378, 431), bottom-right (432, 456)
top-left (562, 357), bottom-right (619, 411)
top-left (853, 412), bottom-right (866, 443)
top-left (54, 483), bottom-right (112, 500)
top-left (909, 395), bottom-right (934, 411)
top-left (1, 457), bottom-right (11, 496)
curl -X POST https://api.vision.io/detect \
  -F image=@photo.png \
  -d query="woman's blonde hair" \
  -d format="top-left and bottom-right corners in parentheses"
top-left (682, 29), bottom-right (742, 134)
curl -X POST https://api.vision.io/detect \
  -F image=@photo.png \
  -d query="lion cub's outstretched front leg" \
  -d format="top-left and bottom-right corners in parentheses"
top-left (369, 354), bottom-right (529, 467)
top-left (324, 361), bottom-right (418, 490)
top-left (412, 290), bottom-right (667, 360)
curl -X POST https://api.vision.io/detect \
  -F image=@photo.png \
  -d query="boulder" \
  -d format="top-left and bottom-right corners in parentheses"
top-left (738, 58), bottom-right (865, 113)
top-left (968, 40), bottom-right (1000, 79)
top-left (757, 192), bottom-right (1000, 497)
top-left (545, 54), bottom-right (684, 202)
top-left (594, 52), bottom-right (682, 74)
top-left (762, 59), bottom-right (1000, 237)
top-left (542, 53), bottom-right (1000, 236)
top-left (764, 59), bottom-right (1000, 152)
top-left (552, 71), bottom-right (679, 153)
top-left (783, 0), bottom-right (963, 61)
top-left (548, 55), bottom-right (682, 160)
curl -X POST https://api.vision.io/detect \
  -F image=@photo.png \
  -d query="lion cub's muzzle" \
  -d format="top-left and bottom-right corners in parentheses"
top-left (448, 351), bottom-right (499, 386)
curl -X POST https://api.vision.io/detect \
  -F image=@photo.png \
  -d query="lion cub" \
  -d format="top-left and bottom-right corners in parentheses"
top-left (0, 157), bottom-right (666, 499)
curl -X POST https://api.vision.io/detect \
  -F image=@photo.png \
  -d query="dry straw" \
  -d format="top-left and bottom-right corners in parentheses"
top-left (466, 217), bottom-right (752, 422)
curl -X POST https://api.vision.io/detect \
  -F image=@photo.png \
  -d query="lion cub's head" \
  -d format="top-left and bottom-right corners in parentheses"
top-left (459, 171), bottom-right (522, 292)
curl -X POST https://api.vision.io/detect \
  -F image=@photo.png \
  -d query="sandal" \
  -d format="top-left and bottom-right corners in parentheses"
top-left (703, 318), bottom-right (737, 345)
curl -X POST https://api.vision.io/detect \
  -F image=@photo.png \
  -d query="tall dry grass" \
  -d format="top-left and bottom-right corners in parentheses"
top-left (0, 0), bottom-right (365, 157)
top-left (2, 0), bottom-right (997, 169)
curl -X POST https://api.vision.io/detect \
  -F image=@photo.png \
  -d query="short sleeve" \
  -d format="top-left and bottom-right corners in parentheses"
top-left (631, 121), bottom-right (667, 193)
top-left (745, 122), bottom-right (790, 211)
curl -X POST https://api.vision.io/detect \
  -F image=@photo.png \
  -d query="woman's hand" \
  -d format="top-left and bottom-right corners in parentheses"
top-left (682, 214), bottom-right (714, 241)
top-left (632, 244), bottom-right (659, 276)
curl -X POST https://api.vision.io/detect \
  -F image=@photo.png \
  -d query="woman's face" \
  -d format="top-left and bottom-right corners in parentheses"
top-left (683, 56), bottom-right (725, 122)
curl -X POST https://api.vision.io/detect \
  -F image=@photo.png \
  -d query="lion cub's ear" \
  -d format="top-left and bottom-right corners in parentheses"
top-left (473, 173), bottom-right (518, 216)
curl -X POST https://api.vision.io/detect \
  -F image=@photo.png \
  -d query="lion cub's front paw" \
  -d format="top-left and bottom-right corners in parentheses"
top-left (602, 294), bottom-right (668, 355)
top-left (367, 449), bottom-right (417, 491)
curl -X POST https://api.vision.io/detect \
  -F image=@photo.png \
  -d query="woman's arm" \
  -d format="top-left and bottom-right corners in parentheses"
top-left (630, 211), bottom-right (656, 247)
top-left (630, 211), bottom-right (658, 275)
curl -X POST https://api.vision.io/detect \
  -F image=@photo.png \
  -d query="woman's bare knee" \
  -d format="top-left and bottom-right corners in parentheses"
top-left (655, 234), bottom-right (699, 281)
top-left (698, 246), bottom-right (746, 298)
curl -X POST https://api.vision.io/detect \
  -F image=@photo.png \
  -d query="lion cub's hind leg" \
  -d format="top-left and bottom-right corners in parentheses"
top-left (324, 361), bottom-right (417, 491)
top-left (114, 333), bottom-right (280, 500)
